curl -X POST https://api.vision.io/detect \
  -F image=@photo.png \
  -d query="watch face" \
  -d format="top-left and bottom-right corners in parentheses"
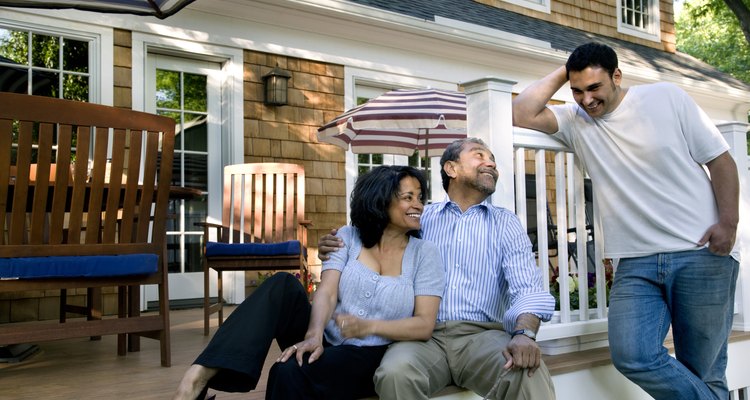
top-left (512, 329), bottom-right (536, 340)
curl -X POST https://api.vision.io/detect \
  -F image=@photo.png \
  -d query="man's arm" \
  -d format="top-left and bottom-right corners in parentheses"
top-left (512, 65), bottom-right (567, 134)
top-left (699, 152), bottom-right (739, 256)
top-left (317, 228), bottom-right (343, 261)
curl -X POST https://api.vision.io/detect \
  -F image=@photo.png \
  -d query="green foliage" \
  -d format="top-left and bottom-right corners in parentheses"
top-left (676, 0), bottom-right (750, 84)
top-left (549, 260), bottom-right (614, 311)
top-left (1, 28), bottom-right (89, 100)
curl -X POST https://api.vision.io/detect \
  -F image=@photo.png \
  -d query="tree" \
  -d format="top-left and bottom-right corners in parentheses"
top-left (675, 0), bottom-right (750, 84)
top-left (723, 0), bottom-right (750, 45)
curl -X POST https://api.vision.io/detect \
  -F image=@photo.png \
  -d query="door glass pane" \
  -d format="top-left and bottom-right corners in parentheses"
top-left (184, 73), bottom-right (207, 112)
top-left (166, 234), bottom-right (181, 273)
top-left (184, 232), bottom-right (204, 274)
top-left (156, 69), bottom-right (180, 109)
top-left (161, 110), bottom-right (182, 151)
top-left (184, 153), bottom-right (208, 189)
top-left (184, 113), bottom-right (207, 152)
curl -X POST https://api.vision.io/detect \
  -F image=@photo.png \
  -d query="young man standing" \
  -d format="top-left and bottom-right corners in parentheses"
top-left (513, 42), bottom-right (740, 400)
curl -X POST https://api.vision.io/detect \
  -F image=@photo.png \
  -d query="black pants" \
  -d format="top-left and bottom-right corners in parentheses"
top-left (194, 272), bottom-right (387, 399)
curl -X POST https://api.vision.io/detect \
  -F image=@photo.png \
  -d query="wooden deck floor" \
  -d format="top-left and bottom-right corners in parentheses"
top-left (0, 306), bottom-right (274, 400)
top-left (4, 306), bottom-right (749, 400)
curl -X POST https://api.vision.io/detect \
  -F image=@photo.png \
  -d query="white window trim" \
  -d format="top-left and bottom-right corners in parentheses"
top-left (0, 10), bottom-right (113, 105)
top-left (132, 32), bottom-right (244, 239)
top-left (502, 0), bottom-right (551, 14)
top-left (131, 32), bottom-right (244, 172)
top-left (616, 0), bottom-right (661, 42)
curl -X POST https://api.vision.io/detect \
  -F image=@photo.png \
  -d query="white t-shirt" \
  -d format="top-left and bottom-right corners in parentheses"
top-left (550, 82), bottom-right (734, 259)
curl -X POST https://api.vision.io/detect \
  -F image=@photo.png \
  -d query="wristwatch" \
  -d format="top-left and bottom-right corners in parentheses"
top-left (511, 329), bottom-right (537, 341)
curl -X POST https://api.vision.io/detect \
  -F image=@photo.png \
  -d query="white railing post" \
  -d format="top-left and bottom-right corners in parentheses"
top-left (718, 122), bottom-right (750, 331)
top-left (463, 77), bottom-right (517, 211)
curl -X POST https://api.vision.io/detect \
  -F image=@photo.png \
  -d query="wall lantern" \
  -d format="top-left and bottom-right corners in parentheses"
top-left (262, 66), bottom-right (292, 106)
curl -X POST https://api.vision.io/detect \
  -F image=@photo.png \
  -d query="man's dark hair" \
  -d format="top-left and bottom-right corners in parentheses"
top-left (350, 165), bottom-right (427, 248)
top-left (565, 42), bottom-right (619, 79)
top-left (439, 137), bottom-right (487, 192)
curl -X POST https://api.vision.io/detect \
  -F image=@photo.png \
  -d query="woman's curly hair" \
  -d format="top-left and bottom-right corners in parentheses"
top-left (349, 165), bottom-right (427, 248)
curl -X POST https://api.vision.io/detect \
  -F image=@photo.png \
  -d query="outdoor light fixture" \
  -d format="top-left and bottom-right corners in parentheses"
top-left (262, 66), bottom-right (292, 106)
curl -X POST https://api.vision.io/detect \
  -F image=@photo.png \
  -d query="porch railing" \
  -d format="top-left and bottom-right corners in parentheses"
top-left (513, 127), bottom-right (609, 354)
top-left (513, 122), bottom-right (750, 355)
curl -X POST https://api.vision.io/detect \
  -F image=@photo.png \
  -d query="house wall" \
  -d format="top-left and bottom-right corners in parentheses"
top-left (475, 0), bottom-right (676, 52)
top-left (113, 29), bottom-right (133, 109)
top-left (0, 0), bottom-right (747, 327)
top-left (240, 50), bottom-right (348, 278)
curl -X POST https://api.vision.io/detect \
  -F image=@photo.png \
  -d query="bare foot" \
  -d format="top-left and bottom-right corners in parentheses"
top-left (173, 364), bottom-right (218, 400)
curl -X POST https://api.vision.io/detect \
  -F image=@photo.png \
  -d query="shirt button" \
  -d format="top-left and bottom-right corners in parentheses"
top-left (365, 291), bottom-right (372, 298)
top-left (358, 310), bottom-right (365, 316)
top-left (371, 275), bottom-right (379, 281)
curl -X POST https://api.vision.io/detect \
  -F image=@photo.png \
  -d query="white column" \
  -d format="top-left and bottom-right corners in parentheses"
top-left (718, 121), bottom-right (750, 331)
top-left (462, 77), bottom-right (517, 211)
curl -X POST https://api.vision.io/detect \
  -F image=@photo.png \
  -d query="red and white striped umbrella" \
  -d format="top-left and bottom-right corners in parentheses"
top-left (317, 88), bottom-right (466, 158)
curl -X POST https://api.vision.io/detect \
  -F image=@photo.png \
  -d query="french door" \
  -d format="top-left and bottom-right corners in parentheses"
top-left (143, 54), bottom-right (226, 306)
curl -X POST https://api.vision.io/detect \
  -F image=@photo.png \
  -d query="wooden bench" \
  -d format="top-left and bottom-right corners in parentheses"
top-left (0, 92), bottom-right (175, 367)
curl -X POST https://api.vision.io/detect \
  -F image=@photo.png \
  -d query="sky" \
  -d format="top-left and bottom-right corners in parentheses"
top-left (674, 0), bottom-right (685, 17)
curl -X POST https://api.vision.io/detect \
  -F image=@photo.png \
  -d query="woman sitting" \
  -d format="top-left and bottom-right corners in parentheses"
top-left (174, 165), bottom-right (445, 399)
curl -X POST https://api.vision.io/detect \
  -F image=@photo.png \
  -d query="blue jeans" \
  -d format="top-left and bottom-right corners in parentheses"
top-left (607, 248), bottom-right (739, 400)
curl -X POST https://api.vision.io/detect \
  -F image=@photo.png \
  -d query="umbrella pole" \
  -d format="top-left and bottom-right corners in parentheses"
top-left (423, 129), bottom-right (430, 199)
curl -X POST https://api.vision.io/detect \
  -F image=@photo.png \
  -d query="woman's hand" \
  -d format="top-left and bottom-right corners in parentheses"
top-left (276, 336), bottom-right (325, 365)
top-left (335, 314), bottom-right (372, 339)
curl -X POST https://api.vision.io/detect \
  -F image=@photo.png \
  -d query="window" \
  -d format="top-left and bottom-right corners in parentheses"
top-left (502, 0), bottom-right (550, 14)
top-left (617, 0), bottom-right (661, 42)
top-left (0, 27), bottom-right (90, 100)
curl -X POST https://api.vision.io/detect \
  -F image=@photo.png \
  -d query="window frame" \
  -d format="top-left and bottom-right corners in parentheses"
top-left (617, 0), bottom-right (661, 42)
top-left (0, 11), bottom-right (113, 105)
top-left (502, 0), bottom-right (551, 14)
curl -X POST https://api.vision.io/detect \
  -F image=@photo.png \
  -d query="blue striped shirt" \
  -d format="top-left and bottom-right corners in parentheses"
top-left (422, 198), bottom-right (554, 329)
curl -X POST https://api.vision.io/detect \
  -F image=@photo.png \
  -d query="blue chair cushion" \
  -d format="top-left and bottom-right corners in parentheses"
top-left (205, 240), bottom-right (305, 257)
top-left (0, 254), bottom-right (159, 279)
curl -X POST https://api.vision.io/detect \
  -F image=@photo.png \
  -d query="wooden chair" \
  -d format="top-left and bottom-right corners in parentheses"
top-left (200, 163), bottom-right (310, 335)
top-left (0, 92), bottom-right (175, 367)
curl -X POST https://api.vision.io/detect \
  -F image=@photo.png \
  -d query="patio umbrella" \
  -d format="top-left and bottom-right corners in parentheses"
top-left (317, 88), bottom-right (467, 184)
top-left (0, 0), bottom-right (196, 19)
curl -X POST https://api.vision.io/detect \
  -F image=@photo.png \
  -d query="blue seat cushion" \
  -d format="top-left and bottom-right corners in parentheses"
top-left (205, 240), bottom-right (305, 257)
top-left (0, 254), bottom-right (158, 279)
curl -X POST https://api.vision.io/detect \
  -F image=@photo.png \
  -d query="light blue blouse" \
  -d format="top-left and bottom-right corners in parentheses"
top-left (322, 225), bottom-right (445, 347)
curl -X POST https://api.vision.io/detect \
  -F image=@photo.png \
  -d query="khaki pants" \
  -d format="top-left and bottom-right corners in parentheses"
top-left (374, 321), bottom-right (555, 400)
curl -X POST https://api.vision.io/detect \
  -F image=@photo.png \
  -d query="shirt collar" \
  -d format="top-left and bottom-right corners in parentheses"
top-left (434, 195), bottom-right (491, 214)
